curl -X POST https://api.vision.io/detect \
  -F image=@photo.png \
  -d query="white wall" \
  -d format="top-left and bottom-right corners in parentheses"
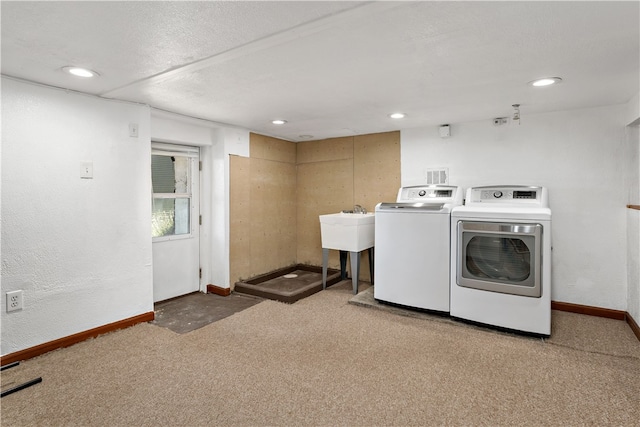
top-left (625, 92), bottom-right (639, 127)
top-left (213, 127), bottom-right (250, 288)
top-left (625, 92), bottom-right (640, 324)
top-left (402, 104), bottom-right (632, 311)
top-left (1, 78), bottom-right (153, 355)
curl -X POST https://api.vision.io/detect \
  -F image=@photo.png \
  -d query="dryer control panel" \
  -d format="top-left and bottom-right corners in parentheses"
top-left (479, 189), bottom-right (536, 200)
top-left (467, 186), bottom-right (547, 207)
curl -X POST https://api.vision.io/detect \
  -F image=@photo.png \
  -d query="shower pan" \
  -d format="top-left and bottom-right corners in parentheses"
top-left (234, 264), bottom-right (341, 303)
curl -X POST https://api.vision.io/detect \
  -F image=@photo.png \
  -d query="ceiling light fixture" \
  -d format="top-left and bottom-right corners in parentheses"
top-left (299, 135), bottom-right (313, 139)
top-left (389, 113), bottom-right (406, 119)
top-left (529, 77), bottom-right (562, 87)
top-left (62, 66), bottom-right (99, 78)
top-left (271, 119), bottom-right (287, 125)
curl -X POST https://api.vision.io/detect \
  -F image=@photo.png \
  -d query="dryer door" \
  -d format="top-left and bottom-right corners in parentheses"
top-left (457, 221), bottom-right (542, 297)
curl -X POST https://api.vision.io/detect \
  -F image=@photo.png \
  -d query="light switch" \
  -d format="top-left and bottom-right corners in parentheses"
top-left (129, 123), bottom-right (139, 138)
top-left (80, 161), bottom-right (93, 179)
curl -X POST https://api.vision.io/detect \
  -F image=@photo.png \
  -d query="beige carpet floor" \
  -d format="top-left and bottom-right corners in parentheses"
top-left (2, 281), bottom-right (639, 426)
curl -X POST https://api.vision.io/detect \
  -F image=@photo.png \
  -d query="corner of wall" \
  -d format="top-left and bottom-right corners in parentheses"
top-left (626, 91), bottom-right (640, 126)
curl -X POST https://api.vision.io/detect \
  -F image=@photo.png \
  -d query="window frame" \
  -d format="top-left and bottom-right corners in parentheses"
top-left (151, 143), bottom-right (199, 242)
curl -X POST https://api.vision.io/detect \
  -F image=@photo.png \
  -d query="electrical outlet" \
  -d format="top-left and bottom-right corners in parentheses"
top-left (6, 290), bottom-right (23, 312)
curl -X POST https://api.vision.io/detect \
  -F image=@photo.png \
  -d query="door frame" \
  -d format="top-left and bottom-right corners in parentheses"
top-left (151, 142), bottom-right (202, 301)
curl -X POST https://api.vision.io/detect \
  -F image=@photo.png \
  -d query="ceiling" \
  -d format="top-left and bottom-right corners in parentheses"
top-left (2, 1), bottom-right (639, 142)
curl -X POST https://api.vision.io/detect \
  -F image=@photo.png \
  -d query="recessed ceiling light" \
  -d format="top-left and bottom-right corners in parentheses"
top-left (299, 135), bottom-right (313, 139)
top-left (529, 77), bottom-right (562, 87)
top-left (271, 119), bottom-right (287, 125)
top-left (62, 66), bottom-right (99, 78)
top-left (389, 113), bottom-right (406, 119)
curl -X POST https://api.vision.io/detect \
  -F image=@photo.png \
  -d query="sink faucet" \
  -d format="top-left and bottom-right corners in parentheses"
top-left (354, 204), bottom-right (366, 214)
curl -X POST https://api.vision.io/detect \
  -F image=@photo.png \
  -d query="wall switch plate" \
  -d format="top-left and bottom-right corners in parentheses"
top-left (6, 290), bottom-right (23, 312)
top-left (80, 161), bottom-right (93, 179)
top-left (129, 123), bottom-right (139, 138)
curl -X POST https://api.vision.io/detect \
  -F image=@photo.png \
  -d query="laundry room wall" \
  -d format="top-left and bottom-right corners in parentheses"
top-left (229, 133), bottom-right (297, 285)
top-left (228, 131), bottom-right (400, 286)
top-left (625, 93), bottom-right (640, 325)
top-left (296, 132), bottom-right (400, 281)
top-left (401, 103), bottom-right (633, 312)
top-left (1, 78), bottom-right (153, 356)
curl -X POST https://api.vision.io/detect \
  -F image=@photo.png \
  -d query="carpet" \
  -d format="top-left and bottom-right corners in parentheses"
top-left (2, 281), bottom-right (638, 426)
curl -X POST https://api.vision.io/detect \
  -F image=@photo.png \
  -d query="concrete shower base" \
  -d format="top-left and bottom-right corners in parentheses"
top-left (234, 264), bottom-right (341, 304)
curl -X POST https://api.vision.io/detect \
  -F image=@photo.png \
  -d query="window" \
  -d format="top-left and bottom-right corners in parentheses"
top-left (151, 144), bottom-right (199, 239)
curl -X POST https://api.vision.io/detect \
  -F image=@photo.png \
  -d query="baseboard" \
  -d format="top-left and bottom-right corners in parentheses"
top-left (2, 301), bottom-right (636, 365)
top-left (207, 284), bottom-right (231, 296)
top-left (627, 313), bottom-right (640, 341)
top-left (551, 301), bottom-right (626, 320)
top-left (552, 301), bottom-right (639, 342)
top-left (0, 311), bottom-right (154, 366)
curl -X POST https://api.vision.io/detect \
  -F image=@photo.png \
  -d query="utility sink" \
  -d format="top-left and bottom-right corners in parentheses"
top-left (319, 212), bottom-right (375, 252)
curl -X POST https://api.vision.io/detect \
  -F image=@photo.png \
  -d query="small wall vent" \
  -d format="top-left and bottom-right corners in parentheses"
top-left (425, 168), bottom-right (449, 185)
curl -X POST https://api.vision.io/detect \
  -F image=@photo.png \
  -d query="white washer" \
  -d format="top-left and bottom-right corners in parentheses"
top-left (374, 185), bottom-right (463, 312)
top-left (450, 186), bottom-right (552, 336)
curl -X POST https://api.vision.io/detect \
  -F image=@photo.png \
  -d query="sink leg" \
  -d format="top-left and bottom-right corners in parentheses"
top-left (339, 251), bottom-right (348, 280)
top-left (322, 248), bottom-right (329, 290)
top-left (350, 251), bottom-right (360, 294)
top-left (368, 247), bottom-right (374, 285)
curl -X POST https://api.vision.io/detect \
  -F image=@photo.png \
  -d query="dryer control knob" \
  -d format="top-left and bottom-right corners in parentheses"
top-left (493, 191), bottom-right (503, 198)
top-left (418, 190), bottom-right (426, 196)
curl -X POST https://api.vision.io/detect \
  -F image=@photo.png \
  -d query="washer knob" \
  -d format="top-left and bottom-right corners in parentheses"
top-left (493, 191), bottom-right (503, 198)
top-left (418, 190), bottom-right (426, 196)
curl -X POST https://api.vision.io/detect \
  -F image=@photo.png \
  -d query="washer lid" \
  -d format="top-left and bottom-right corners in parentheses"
top-left (377, 202), bottom-right (446, 212)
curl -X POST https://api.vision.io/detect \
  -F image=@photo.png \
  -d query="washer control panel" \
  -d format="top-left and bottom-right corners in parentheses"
top-left (398, 186), bottom-right (454, 202)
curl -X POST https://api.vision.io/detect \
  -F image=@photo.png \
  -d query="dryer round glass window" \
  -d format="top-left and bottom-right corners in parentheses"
top-left (457, 221), bottom-right (542, 298)
top-left (466, 236), bottom-right (531, 282)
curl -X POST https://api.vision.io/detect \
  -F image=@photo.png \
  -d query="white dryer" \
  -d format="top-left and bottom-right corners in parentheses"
top-left (450, 186), bottom-right (552, 336)
top-left (374, 185), bottom-right (463, 312)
